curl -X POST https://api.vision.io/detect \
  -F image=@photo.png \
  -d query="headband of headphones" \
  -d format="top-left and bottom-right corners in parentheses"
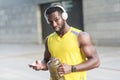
top-left (44, 5), bottom-right (68, 24)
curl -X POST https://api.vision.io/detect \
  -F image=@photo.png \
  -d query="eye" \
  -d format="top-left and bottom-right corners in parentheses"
top-left (55, 18), bottom-right (60, 22)
top-left (55, 19), bottom-right (58, 22)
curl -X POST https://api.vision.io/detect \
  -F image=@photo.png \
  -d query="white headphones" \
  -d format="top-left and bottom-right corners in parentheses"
top-left (44, 5), bottom-right (68, 24)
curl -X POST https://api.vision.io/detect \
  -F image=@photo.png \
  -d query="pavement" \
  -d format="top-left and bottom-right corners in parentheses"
top-left (0, 44), bottom-right (120, 80)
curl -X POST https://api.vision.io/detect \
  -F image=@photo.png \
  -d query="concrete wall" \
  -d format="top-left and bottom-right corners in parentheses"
top-left (83, 0), bottom-right (120, 46)
top-left (1, 0), bottom-right (120, 46)
top-left (0, 0), bottom-right (59, 44)
top-left (0, 4), bottom-right (39, 44)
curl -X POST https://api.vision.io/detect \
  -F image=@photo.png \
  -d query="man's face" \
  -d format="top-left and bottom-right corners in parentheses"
top-left (47, 11), bottom-right (65, 33)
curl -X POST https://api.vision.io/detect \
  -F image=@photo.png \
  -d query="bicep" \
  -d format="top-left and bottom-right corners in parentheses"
top-left (44, 38), bottom-right (51, 63)
top-left (81, 45), bottom-right (97, 59)
top-left (78, 32), bottom-right (97, 58)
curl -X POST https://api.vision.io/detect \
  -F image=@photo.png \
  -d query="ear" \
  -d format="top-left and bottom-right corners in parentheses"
top-left (62, 12), bottom-right (68, 20)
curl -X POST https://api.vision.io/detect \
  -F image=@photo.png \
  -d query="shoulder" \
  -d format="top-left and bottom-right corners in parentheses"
top-left (71, 27), bottom-right (82, 33)
top-left (70, 27), bottom-right (82, 36)
top-left (46, 32), bottom-right (56, 45)
top-left (47, 32), bottom-right (56, 38)
top-left (78, 32), bottom-right (90, 38)
top-left (44, 32), bottom-right (55, 45)
top-left (78, 32), bottom-right (92, 45)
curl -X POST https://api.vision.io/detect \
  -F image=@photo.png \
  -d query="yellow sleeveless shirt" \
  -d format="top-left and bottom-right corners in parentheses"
top-left (47, 27), bottom-right (86, 80)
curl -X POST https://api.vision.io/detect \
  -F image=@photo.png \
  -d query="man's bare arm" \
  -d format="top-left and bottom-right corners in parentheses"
top-left (29, 38), bottom-right (51, 71)
top-left (75, 32), bottom-right (100, 71)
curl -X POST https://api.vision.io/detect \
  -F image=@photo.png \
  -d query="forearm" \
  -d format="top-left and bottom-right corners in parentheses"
top-left (74, 57), bottom-right (100, 72)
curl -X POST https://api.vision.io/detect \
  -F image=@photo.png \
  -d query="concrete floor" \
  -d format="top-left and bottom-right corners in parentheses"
top-left (0, 44), bottom-right (120, 80)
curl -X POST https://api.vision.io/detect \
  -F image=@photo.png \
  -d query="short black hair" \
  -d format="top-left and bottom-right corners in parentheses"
top-left (45, 6), bottom-right (63, 16)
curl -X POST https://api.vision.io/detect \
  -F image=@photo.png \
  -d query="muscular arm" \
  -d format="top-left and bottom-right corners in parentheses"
top-left (43, 38), bottom-right (51, 62)
top-left (75, 32), bottom-right (100, 71)
top-left (42, 38), bottom-right (51, 70)
top-left (29, 38), bottom-right (51, 71)
top-left (57, 32), bottom-right (100, 76)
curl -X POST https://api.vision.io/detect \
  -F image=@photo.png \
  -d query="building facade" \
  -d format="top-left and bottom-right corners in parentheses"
top-left (83, 0), bottom-right (120, 46)
top-left (0, 0), bottom-right (119, 46)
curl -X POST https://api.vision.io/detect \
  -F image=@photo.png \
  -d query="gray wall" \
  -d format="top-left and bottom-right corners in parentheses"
top-left (83, 0), bottom-right (120, 46)
top-left (0, 0), bottom-right (59, 44)
top-left (0, 0), bottom-right (120, 46)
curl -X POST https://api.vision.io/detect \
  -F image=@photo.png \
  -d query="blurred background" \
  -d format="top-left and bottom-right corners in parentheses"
top-left (0, 0), bottom-right (120, 80)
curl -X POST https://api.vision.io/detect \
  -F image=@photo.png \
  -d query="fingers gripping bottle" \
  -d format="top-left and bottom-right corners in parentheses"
top-left (47, 58), bottom-right (64, 80)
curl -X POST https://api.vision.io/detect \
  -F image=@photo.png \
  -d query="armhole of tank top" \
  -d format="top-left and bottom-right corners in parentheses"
top-left (45, 37), bottom-right (50, 53)
top-left (77, 32), bottom-right (81, 48)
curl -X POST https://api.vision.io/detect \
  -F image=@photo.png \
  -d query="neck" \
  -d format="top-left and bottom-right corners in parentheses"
top-left (58, 23), bottom-right (70, 37)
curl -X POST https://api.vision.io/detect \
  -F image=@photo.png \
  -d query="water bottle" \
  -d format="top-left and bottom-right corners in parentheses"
top-left (47, 58), bottom-right (64, 80)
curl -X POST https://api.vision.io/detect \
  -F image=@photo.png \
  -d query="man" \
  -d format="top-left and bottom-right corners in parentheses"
top-left (29, 4), bottom-right (100, 80)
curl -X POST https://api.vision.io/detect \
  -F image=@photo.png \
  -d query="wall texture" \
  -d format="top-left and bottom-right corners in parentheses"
top-left (0, 0), bottom-right (120, 46)
top-left (0, 0), bottom-right (59, 44)
top-left (83, 0), bottom-right (120, 46)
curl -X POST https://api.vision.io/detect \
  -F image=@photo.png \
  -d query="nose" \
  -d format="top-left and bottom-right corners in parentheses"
top-left (52, 21), bottom-right (57, 27)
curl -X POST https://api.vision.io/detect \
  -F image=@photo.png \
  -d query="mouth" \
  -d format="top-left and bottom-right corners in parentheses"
top-left (54, 27), bottom-right (60, 31)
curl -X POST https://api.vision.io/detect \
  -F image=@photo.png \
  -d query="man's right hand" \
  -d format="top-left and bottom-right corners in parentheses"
top-left (29, 60), bottom-right (48, 71)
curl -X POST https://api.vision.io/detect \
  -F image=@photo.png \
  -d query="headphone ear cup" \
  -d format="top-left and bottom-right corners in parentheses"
top-left (44, 16), bottom-right (49, 24)
top-left (44, 13), bottom-right (49, 24)
top-left (62, 12), bottom-right (68, 20)
top-left (46, 18), bottom-right (50, 24)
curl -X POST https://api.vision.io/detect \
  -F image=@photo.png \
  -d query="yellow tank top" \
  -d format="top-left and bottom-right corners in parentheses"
top-left (47, 27), bottom-right (86, 80)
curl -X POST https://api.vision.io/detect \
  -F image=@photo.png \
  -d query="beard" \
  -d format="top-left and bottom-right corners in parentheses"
top-left (55, 22), bottom-right (65, 35)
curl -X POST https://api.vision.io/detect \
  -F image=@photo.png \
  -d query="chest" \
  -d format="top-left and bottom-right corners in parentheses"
top-left (48, 33), bottom-right (79, 56)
